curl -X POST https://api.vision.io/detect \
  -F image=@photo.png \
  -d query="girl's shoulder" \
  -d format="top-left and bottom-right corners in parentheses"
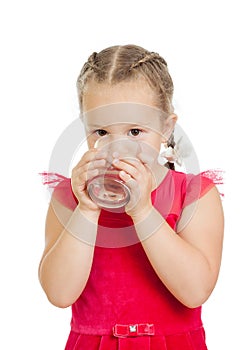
top-left (181, 169), bottom-right (224, 207)
top-left (155, 168), bottom-right (223, 209)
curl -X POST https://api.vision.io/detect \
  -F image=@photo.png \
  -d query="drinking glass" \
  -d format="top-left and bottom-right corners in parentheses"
top-left (87, 137), bottom-right (140, 210)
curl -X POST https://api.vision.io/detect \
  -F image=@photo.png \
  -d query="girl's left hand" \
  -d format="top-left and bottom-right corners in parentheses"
top-left (112, 156), bottom-right (154, 219)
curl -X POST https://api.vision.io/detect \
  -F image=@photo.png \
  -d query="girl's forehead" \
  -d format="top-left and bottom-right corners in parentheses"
top-left (82, 103), bottom-right (166, 129)
top-left (82, 80), bottom-right (157, 110)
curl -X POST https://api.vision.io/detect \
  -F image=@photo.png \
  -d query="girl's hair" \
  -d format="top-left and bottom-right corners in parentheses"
top-left (77, 44), bottom-right (176, 169)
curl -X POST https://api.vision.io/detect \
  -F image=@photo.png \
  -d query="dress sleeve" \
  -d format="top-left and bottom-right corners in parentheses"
top-left (40, 172), bottom-right (78, 210)
top-left (182, 169), bottom-right (224, 209)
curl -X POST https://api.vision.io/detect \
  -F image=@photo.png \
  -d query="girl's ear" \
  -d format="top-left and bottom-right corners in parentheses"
top-left (162, 113), bottom-right (178, 141)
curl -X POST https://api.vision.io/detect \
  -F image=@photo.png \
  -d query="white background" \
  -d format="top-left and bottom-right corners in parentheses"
top-left (0, 1), bottom-right (248, 349)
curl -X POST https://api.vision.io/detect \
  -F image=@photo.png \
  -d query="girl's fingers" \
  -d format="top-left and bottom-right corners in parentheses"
top-left (87, 158), bottom-right (107, 170)
top-left (112, 158), bottom-right (145, 180)
top-left (77, 168), bottom-right (99, 184)
top-left (72, 151), bottom-right (109, 179)
top-left (137, 152), bottom-right (155, 165)
top-left (75, 148), bottom-right (108, 168)
top-left (72, 159), bottom-right (108, 184)
top-left (119, 171), bottom-right (137, 188)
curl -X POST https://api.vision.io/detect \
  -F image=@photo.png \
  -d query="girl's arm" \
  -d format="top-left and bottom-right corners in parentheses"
top-left (38, 198), bottom-right (99, 308)
top-left (39, 148), bottom-right (103, 308)
top-left (133, 186), bottom-right (224, 308)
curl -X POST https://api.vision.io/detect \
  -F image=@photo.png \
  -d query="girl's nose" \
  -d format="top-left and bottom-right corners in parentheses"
top-left (95, 134), bottom-right (128, 148)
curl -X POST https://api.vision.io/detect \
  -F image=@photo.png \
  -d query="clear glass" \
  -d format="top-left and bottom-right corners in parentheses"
top-left (87, 137), bottom-right (140, 210)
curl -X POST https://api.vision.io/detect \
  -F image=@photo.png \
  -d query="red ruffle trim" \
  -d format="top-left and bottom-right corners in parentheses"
top-left (39, 171), bottom-right (68, 188)
top-left (200, 168), bottom-right (224, 197)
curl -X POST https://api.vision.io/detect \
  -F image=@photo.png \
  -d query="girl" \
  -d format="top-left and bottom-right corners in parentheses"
top-left (39, 44), bottom-right (224, 349)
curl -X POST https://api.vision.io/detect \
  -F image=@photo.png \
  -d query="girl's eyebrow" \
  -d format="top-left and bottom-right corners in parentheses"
top-left (87, 124), bottom-right (113, 130)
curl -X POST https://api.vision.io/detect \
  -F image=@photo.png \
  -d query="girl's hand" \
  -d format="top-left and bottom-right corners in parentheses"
top-left (112, 156), bottom-right (154, 219)
top-left (71, 148), bottom-right (107, 217)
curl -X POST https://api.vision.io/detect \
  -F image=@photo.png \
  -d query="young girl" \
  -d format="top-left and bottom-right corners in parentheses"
top-left (39, 44), bottom-right (224, 349)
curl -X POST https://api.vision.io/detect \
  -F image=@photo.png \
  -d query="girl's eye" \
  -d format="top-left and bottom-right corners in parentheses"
top-left (95, 129), bottom-right (107, 137)
top-left (129, 129), bottom-right (142, 137)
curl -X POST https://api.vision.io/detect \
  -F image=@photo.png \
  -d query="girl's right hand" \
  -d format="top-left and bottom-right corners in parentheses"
top-left (71, 148), bottom-right (107, 216)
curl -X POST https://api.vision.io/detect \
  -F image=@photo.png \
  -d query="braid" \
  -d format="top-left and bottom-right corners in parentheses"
top-left (167, 132), bottom-right (176, 149)
top-left (77, 51), bottom-right (102, 105)
top-left (165, 132), bottom-right (176, 170)
top-left (87, 52), bottom-right (98, 70)
top-left (80, 52), bottom-right (99, 75)
top-left (166, 162), bottom-right (175, 170)
top-left (129, 51), bottom-right (167, 71)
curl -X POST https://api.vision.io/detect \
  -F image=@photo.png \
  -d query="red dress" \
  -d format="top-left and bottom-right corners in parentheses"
top-left (49, 169), bottom-right (218, 350)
